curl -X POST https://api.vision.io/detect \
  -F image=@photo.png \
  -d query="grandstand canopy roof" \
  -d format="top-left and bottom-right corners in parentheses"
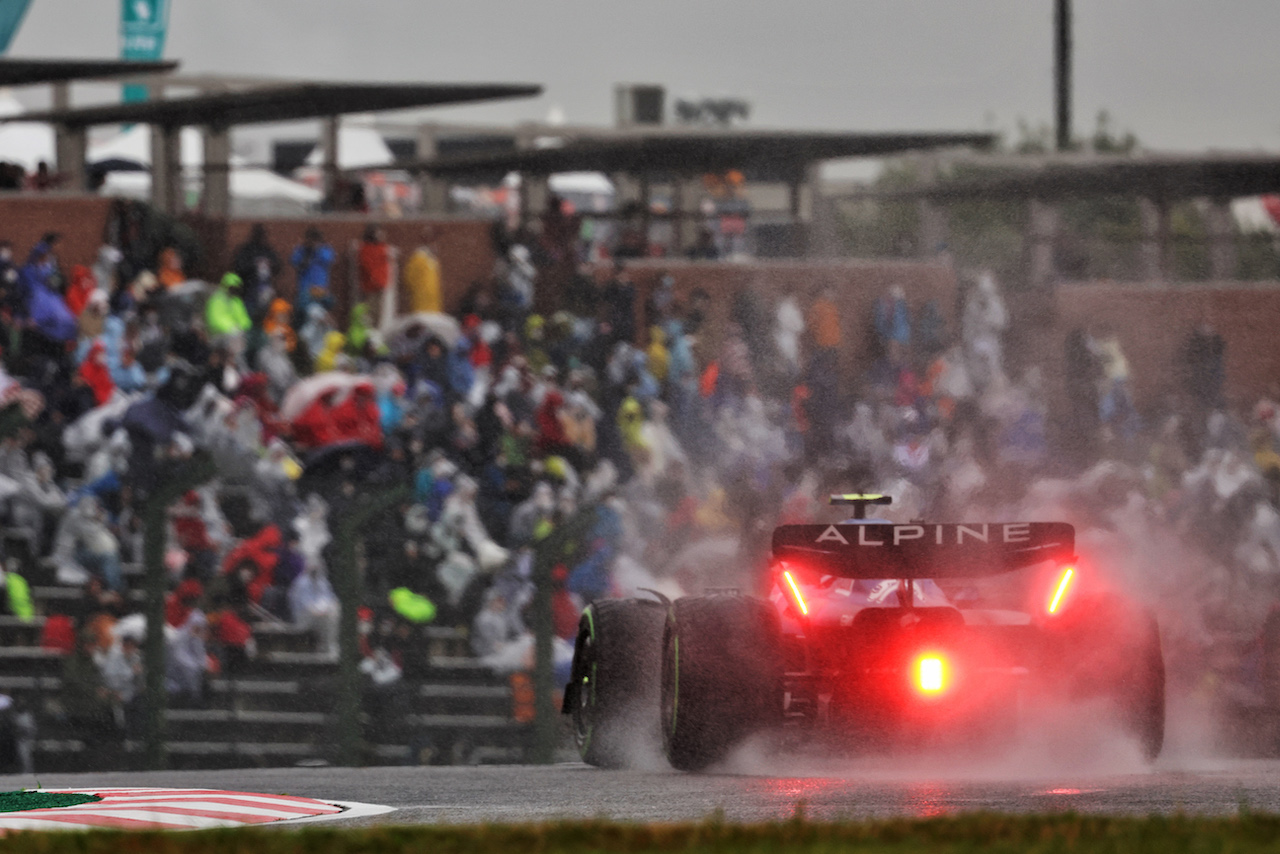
top-left (18, 81), bottom-right (543, 128)
top-left (0, 57), bottom-right (178, 86)
top-left (414, 130), bottom-right (998, 180)
top-left (858, 153), bottom-right (1280, 202)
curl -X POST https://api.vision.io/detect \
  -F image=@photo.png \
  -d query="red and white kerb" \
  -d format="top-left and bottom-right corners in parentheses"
top-left (0, 787), bottom-right (389, 832)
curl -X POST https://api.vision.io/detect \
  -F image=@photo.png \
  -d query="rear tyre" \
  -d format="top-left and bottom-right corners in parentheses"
top-left (660, 594), bottom-right (784, 772)
top-left (1118, 610), bottom-right (1165, 762)
top-left (567, 598), bottom-right (665, 768)
top-left (1052, 593), bottom-right (1165, 762)
top-left (1260, 608), bottom-right (1280, 705)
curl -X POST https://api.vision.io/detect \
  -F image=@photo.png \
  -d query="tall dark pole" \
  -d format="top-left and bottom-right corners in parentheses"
top-left (1055, 0), bottom-right (1072, 151)
top-left (142, 452), bottom-right (216, 770)
top-left (529, 505), bottom-right (598, 763)
top-left (332, 483), bottom-right (410, 766)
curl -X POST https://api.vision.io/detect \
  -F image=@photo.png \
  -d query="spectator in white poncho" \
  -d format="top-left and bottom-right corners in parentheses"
top-left (9, 451), bottom-right (66, 554)
top-left (962, 271), bottom-right (1008, 391)
top-left (288, 565), bottom-right (340, 660)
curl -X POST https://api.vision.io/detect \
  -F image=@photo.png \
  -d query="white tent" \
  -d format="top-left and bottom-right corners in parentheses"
top-left (0, 88), bottom-right (53, 171)
top-left (101, 165), bottom-right (321, 204)
top-left (88, 123), bottom-right (203, 168)
top-left (91, 125), bottom-right (321, 213)
top-left (550, 172), bottom-right (614, 197)
top-left (231, 167), bottom-right (322, 207)
top-left (1232, 197), bottom-right (1280, 235)
top-left (302, 117), bottom-right (394, 170)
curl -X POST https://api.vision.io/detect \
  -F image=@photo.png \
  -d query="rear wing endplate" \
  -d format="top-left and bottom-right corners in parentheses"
top-left (771, 522), bottom-right (1074, 579)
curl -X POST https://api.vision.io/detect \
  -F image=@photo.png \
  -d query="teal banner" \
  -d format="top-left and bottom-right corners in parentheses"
top-left (120, 0), bottom-right (169, 103)
top-left (0, 0), bottom-right (32, 55)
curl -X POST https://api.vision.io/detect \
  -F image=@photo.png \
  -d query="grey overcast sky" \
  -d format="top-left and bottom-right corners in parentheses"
top-left (10, 1), bottom-right (1280, 151)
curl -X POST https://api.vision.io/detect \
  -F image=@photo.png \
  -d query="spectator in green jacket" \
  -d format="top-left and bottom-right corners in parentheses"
top-left (206, 273), bottom-right (252, 340)
top-left (0, 567), bottom-right (32, 620)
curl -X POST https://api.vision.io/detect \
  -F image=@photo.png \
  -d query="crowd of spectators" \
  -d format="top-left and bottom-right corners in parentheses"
top-left (0, 203), bottom-right (1272, 770)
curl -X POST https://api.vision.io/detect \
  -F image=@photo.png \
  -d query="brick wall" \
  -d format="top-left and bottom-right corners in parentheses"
top-left (622, 259), bottom-right (960, 375)
top-left (1031, 283), bottom-right (1280, 415)
top-left (0, 194), bottom-right (112, 268)
top-left (222, 218), bottom-right (495, 322)
top-left (0, 197), bottom-right (1274, 419)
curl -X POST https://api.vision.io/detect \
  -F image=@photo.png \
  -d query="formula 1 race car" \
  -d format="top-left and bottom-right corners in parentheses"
top-left (564, 494), bottom-right (1165, 771)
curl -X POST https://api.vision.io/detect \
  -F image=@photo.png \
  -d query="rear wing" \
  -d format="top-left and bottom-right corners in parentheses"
top-left (771, 522), bottom-right (1074, 579)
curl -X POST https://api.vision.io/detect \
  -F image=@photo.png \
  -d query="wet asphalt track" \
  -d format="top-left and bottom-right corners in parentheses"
top-left (4, 750), bottom-right (1280, 825)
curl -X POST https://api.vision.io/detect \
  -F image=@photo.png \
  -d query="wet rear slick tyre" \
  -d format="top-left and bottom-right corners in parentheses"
top-left (660, 594), bottom-right (784, 772)
top-left (1120, 610), bottom-right (1165, 762)
top-left (1052, 593), bottom-right (1166, 762)
top-left (567, 598), bottom-right (665, 768)
top-left (1261, 608), bottom-right (1280, 705)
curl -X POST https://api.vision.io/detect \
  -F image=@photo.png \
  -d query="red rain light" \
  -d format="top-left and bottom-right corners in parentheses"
top-left (782, 570), bottom-right (809, 616)
top-left (917, 655), bottom-right (945, 693)
top-left (1047, 566), bottom-right (1075, 614)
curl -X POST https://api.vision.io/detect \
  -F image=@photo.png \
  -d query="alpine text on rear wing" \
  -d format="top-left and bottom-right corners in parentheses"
top-left (771, 522), bottom-right (1075, 579)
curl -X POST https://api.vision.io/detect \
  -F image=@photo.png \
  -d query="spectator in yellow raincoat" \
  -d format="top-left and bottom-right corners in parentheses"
top-left (313, 331), bottom-right (346, 373)
top-left (695, 483), bottom-right (734, 532)
top-left (403, 228), bottom-right (442, 314)
top-left (646, 325), bottom-right (670, 384)
top-left (617, 395), bottom-right (649, 468)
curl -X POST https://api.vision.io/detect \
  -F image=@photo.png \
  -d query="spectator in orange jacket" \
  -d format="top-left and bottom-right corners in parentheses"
top-left (358, 225), bottom-right (395, 330)
top-left (157, 247), bottom-right (185, 289)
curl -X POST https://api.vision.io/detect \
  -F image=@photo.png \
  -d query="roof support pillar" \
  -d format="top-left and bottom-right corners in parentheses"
top-left (914, 154), bottom-right (948, 260)
top-left (51, 81), bottom-right (69, 111)
top-left (54, 124), bottom-right (87, 192)
top-left (521, 173), bottom-right (549, 231)
top-left (674, 177), bottom-right (702, 255)
top-left (612, 172), bottom-right (649, 255)
top-left (788, 164), bottom-right (821, 257)
top-left (790, 164), bottom-right (818, 222)
top-left (321, 114), bottom-right (339, 210)
top-left (811, 192), bottom-right (840, 258)
top-left (416, 125), bottom-right (449, 214)
top-left (918, 198), bottom-right (950, 259)
top-left (1206, 197), bottom-right (1237, 282)
top-left (1027, 198), bottom-right (1058, 288)
top-left (1138, 197), bottom-right (1170, 284)
top-left (638, 173), bottom-right (652, 250)
top-left (50, 83), bottom-right (87, 190)
top-left (201, 124), bottom-right (231, 218)
top-left (149, 123), bottom-right (181, 215)
top-left (667, 178), bottom-right (683, 255)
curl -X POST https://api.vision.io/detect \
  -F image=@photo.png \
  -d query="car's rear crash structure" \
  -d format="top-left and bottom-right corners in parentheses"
top-left (564, 495), bottom-right (1165, 771)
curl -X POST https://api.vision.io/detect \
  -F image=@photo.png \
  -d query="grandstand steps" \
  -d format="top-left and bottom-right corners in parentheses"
top-left (251, 651), bottom-right (340, 680)
top-left (3, 578), bottom-right (538, 770)
top-left (415, 682), bottom-right (512, 716)
top-left (250, 623), bottom-right (321, 655)
top-left (0, 646), bottom-right (65, 677)
top-left (165, 708), bottom-right (331, 743)
top-left (31, 586), bottom-right (145, 606)
top-left (209, 677), bottom-right (316, 713)
top-left (0, 616), bottom-right (43, 646)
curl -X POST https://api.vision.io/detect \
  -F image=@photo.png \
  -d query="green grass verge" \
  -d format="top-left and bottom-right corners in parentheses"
top-left (0, 791), bottom-right (101, 812)
top-left (3, 813), bottom-right (1280, 854)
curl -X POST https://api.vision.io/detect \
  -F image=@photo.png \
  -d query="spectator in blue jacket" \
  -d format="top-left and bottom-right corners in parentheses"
top-left (290, 227), bottom-right (335, 322)
top-left (873, 285), bottom-right (911, 351)
top-left (21, 238), bottom-right (76, 345)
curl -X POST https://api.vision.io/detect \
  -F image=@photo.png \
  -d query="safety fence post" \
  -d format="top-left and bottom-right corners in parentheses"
top-left (332, 484), bottom-right (410, 766)
top-left (141, 451), bottom-right (216, 771)
top-left (529, 504), bottom-right (599, 764)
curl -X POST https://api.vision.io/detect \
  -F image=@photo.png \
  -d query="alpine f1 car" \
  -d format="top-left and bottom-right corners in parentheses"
top-left (564, 494), bottom-right (1165, 771)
